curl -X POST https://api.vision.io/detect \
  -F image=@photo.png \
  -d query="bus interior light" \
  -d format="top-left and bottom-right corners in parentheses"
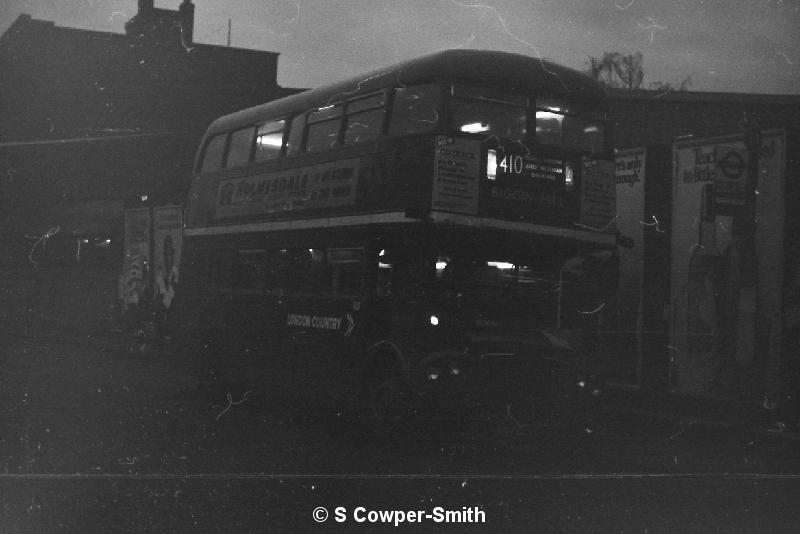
top-left (460, 122), bottom-right (490, 133)
top-left (536, 111), bottom-right (563, 121)
top-left (257, 135), bottom-right (283, 147)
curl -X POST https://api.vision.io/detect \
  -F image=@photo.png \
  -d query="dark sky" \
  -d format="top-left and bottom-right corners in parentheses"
top-left (2, 0), bottom-right (798, 94)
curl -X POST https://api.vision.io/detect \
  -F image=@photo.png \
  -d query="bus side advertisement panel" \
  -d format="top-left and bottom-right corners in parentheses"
top-left (215, 158), bottom-right (361, 219)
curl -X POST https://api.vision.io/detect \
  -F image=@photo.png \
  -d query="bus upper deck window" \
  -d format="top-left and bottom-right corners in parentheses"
top-left (535, 96), bottom-right (606, 153)
top-left (563, 116), bottom-right (605, 154)
top-left (449, 84), bottom-right (526, 140)
top-left (344, 93), bottom-right (386, 145)
top-left (306, 103), bottom-right (343, 152)
top-left (200, 133), bottom-right (226, 173)
top-left (255, 119), bottom-right (286, 161)
top-left (226, 126), bottom-right (255, 168)
top-left (388, 84), bottom-right (441, 136)
top-left (535, 109), bottom-right (562, 146)
top-left (535, 96), bottom-right (566, 147)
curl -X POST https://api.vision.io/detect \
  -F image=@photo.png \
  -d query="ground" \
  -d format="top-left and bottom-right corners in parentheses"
top-left (1, 333), bottom-right (799, 532)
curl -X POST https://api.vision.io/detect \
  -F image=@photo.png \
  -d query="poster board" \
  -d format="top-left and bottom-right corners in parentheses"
top-left (608, 148), bottom-right (647, 386)
top-left (670, 130), bottom-right (785, 397)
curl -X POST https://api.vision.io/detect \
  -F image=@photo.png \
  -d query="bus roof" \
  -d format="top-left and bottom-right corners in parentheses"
top-left (205, 49), bottom-right (607, 135)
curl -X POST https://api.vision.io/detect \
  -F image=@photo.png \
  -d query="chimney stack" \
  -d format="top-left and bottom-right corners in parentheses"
top-left (138, 0), bottom-right (154, 15)
top-left (179, 0), bottom-right (195, 45)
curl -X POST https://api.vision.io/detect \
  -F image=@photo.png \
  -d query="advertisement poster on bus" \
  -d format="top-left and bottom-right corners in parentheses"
top-left (670, 130), bottom-right (785, 398)
top-left (153, 206), bottom-right (182, 310)
top-left (215, 158), bottom-right (360, 219)
top-left (579, 157), bottom-right (616, 231)
top-left (608, 148), bottom-right (646, 387)
top-left (432, 136), bottom-right (480, 215)
top-left (120, 208), bottom-right (150, 310)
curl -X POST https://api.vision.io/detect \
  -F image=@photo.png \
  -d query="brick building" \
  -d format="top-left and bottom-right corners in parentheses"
top-left (0, 0), bottom-right (301, 240)
top-left (0, 1), bottom-right (301, 338)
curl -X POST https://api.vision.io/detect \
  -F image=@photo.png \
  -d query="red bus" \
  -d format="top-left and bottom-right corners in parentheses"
top-left (176, 50), bottom-right (619, 434)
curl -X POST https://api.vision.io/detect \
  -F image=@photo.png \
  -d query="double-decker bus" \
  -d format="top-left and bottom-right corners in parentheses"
top-left (177, 50), bottom-right (619, 434)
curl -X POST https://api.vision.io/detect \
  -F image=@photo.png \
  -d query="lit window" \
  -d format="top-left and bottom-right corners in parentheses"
top-left (255, 119), bottom-right (285, 161)
top-left (450, 84), bottom-right (526, 140)
top-left (460, 122), bottom-right (490, 133)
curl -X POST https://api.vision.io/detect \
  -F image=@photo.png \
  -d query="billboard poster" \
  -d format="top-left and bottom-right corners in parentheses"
top-left (670, 131), bottom-right (785, 398)
top-left (608, 148), bottom-right (646, 386)
top-left (120, 208), bottom-right (151, 309)
top-left (153, 206), bottom-right (183, 310)
top-left (432, 136), bottom-right (480, 215)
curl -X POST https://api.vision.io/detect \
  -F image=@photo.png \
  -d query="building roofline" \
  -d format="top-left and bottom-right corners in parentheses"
top-left (607, 87), bottom-right (800, 105)
top-left (0, 13), bottom-right (279, 57)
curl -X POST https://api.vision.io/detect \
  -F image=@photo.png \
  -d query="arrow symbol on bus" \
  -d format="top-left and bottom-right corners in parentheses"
top-left (344, 312), bottom-right (355, 337)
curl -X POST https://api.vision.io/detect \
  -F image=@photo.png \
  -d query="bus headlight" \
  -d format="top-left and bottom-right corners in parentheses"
top-left (426, 366), bottom-right (441, 380)
top-left (429, 314), bottom-right (440, 326)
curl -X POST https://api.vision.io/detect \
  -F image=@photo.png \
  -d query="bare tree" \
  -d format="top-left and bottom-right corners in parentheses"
top-left (587, 52), bottom-right (644, 90)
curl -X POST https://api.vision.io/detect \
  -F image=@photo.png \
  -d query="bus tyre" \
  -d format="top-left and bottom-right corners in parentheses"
top-left (359, 362), bottom-right (415, 441)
